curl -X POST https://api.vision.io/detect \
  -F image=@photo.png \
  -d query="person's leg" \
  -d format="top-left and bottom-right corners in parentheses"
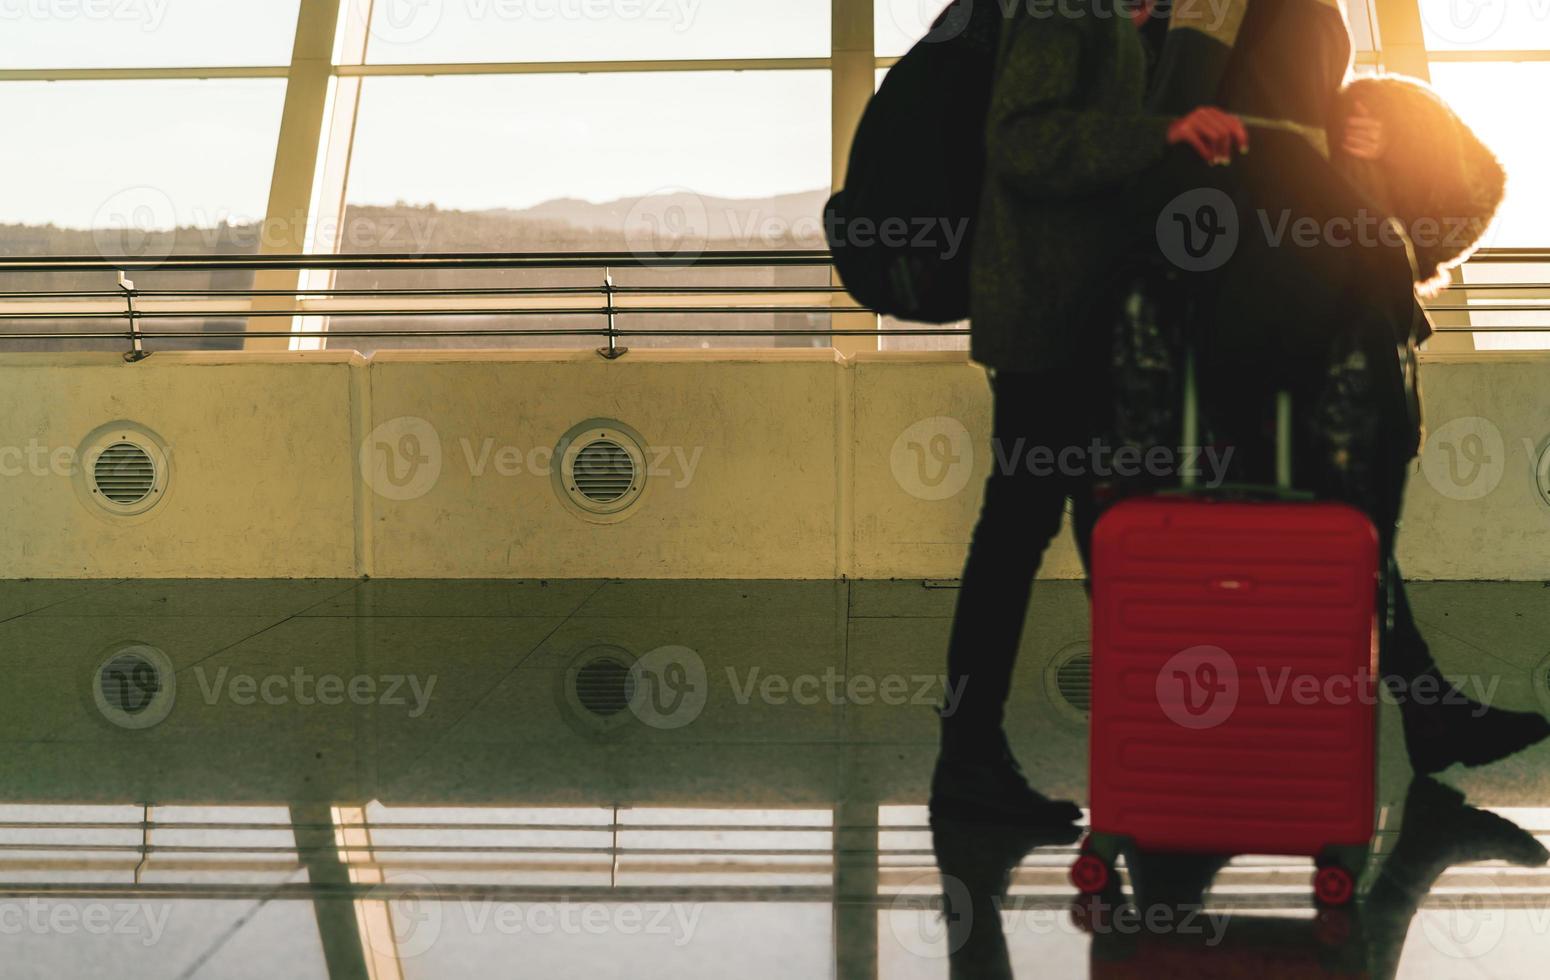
top-left (932, 370), bottom-right (1090, 824)
top-left (1311, 338), bottom-right (1550, 772)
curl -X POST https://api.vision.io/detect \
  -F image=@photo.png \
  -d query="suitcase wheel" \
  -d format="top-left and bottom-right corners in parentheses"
top-left (1070, 853), bottom-right (1112, 895)
top-left (1313, 864), bottom-right (1356, 907)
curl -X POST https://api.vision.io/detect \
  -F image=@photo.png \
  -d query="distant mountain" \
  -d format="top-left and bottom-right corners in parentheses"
top-left (500, 189), bottom-right (832, 243)
top-left (0, 191), bottom-right (838, 353)
top-left (0, 188), bottom-right (835, 257)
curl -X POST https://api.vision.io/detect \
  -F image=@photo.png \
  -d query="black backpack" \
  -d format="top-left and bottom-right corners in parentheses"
top-left (823, 1), bottom-right (1002, 323)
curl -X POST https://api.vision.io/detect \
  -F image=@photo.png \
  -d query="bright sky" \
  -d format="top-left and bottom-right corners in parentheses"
top-left (0, 0), bottom-right (1547, 243)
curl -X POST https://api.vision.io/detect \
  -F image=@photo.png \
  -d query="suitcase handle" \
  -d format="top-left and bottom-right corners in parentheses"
top-left (1179, 349), bottom-right (1297, 495)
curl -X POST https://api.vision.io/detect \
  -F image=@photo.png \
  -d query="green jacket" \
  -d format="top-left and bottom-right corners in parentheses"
top-left (969, 6), bottom-right (1174, 373)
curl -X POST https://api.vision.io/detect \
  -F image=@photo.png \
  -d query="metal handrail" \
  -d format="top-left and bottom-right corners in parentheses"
top-left (0, 249), bottom-right (920, 359)
top-left (3, 248), bottom-right (1548, 359)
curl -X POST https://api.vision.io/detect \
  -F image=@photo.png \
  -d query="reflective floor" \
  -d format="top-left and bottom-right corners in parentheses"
top-left (2, 578), bottom-right (1548, 978)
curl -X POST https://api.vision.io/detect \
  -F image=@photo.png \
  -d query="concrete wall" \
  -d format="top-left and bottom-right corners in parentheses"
top-left (0, 352), bottom-right (361, 578)
top-left (0, 349), bottom-right (1545, 580)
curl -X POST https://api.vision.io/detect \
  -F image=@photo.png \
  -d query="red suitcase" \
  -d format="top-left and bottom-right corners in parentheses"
top-left (1071, 389), bottom-right (1381, 908)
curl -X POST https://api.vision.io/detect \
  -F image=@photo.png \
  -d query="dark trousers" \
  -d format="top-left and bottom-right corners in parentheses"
top-left (942, 370), bottom-right (1101, 746)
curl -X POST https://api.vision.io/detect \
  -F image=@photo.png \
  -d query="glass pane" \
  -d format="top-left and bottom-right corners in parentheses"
top-left (1418, 0), bottom-right (1550, 51)
top-left (330, 70), bottom-right (831, 350)
top-left (364, 0), bottom-right (829, 63)
top-left (1428, 63), bottom-right (1550, 248)
top-left (1347, 0), bottom-right (1377, 53)
top-left (1448, 260), bottom-right (1550, 352)
top-left (876, 0), bottom-right (948, 58)
top-left (0, 79), bottom-right (286, 352)
top-left (347, 71), bottom-right (829, 220)
top-left (0, 0), bottom-right (301, 68)
top-left (0, 80), bottom-right (286, 233)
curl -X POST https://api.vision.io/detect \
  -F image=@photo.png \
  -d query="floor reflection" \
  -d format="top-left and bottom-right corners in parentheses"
top-left (925, 777), bottom-right (1550, 979)
top-left (0, 579), bottom-right (1547, 977)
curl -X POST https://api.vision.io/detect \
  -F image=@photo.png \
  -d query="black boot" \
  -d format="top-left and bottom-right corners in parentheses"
top-left (929, 725), bottom-right (1082, 829)
top-left (1398, 669), bottom-right (1550, 774)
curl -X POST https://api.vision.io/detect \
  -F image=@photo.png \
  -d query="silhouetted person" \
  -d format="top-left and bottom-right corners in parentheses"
top-left (1137, 0), bottom-right (1550, 773)
top-left (934, 0), bottom-right (1248, 828)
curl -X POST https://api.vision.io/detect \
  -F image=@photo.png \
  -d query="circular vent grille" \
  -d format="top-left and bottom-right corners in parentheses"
top-left (100, 649), bottom-right (163, 712)
top-left (1056, 653), bottom-right (1093, 713)
top-left (91, 642), bottom-right (177, 730)
top-left (76, 423), bottom-right (170, 518)
top-left (574, 656), bottom-right (635, 716)
top-left (94, 442), bottom-right (157, 504)
top-left (559, 644), bottom-right (640, 736)
top-left (1044, 642), bottom-right (1092, 724)
top-left (554, 420), bottom-right (648, 521)
top-left (572, 440), bottom-right (637, 504)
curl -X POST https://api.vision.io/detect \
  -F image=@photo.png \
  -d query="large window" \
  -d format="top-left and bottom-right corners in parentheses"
top-left (345, 71), bottom-right (831, 241)
top-left (364, 0), bottom-right (830, 62)
top-left (0, 0), bottom-right (301, 68)
top-left (1, 1), bottom-right (1547, 353)
top-left (1417, 0), bottom-right (1550, 349)
top-left (1, 80), bottom-right (286, 231)
top-left (0, 70), bottom-right (289, 350)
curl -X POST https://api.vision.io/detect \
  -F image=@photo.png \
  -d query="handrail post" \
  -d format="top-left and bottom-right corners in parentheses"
top-left (119, 271), bottom-right (149, 363)
top-left (596, 267), bottom-right (628, 360)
